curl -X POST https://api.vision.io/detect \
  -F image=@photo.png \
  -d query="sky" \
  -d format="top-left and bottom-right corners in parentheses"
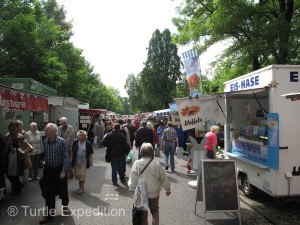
top-left (57, 0), bottom-right (221, 97)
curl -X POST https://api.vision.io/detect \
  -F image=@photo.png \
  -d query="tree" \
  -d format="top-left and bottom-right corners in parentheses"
top-left (120, 97), bottom-right (132, 115)
top-left (140, 29), bottom-right (181, 109)
top-left (172, 0), bottom-right (300, 86)
top-left (176, 74), bottom-right (189, 98)
top-left (0, 0), bottom-right (124, 111)
top-left (125, 73), bottom-right (144, 113)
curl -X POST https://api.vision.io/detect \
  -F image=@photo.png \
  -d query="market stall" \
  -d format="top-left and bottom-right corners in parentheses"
top-left (224, 65), bottom-right (300, 198)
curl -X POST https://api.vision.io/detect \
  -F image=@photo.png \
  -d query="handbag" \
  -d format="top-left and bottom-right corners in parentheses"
top-left (18, 148), bottom-right (32, 169)
top-left (105, 152), bottom-right (111, 163)
top-left (132, 205), bottom-right (143, 225)
top-left (67, 168), bottom-right (74, 179)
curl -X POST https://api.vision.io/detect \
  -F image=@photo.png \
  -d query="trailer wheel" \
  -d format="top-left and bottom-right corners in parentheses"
top-left (242, 176), bottom-right (256, 198)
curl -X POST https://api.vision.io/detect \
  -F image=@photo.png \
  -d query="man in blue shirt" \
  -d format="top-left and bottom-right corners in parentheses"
top-left (162, 122), bottom-right (178, 172)
top-left (39, 123), bottom-right (69, 224)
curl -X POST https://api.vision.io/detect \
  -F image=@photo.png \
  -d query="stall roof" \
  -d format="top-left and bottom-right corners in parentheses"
top-left (47, 96), bottom-right (80, 108)
top-left (79, 108), bottom-right (107, 114)
top-left (281, 91), bottom-right (300, 101)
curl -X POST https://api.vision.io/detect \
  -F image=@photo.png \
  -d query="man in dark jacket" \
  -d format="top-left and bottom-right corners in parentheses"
top-left (123, 119), bottom-right (136, 147)
top-left (101, 123), bottom-right (127, 185)
top-left (135, 121), bottom-right (153, 158)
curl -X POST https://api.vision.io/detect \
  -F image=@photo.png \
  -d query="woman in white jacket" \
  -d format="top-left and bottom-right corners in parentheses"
top-left (128, 143), bottom-right (171, 225)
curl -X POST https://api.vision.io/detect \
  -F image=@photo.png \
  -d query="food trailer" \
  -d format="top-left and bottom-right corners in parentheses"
top-left (223, 65), bottom-right (300, 198)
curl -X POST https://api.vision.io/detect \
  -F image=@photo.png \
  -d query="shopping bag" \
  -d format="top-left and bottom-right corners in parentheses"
top-left (133, 177), bottom-right (149, 210)
top-left (132, 205), bottom-right (143, 225)
top-left (127, 150), bottom-right (133, 163)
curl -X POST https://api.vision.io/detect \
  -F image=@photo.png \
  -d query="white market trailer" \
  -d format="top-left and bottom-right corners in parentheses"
top-left (223, 65), bottom-right (300, 198)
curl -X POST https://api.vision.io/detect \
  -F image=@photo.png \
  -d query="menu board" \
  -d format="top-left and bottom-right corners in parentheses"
top-left (202, 160), bottom-right (239, 212)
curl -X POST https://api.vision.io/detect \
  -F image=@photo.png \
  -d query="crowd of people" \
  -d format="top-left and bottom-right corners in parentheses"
top-left (0, 117), bottom-right (90, 224)
top-left (0, 114), bottom-right (219, 224)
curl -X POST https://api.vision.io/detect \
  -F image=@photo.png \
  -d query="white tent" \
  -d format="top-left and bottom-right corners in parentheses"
top-left (152, 109), bottom-right (170, 117)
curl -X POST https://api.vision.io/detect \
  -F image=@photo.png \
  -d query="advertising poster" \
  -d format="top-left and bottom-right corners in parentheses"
top-left (182, 49), bottom-right (203, 97)
top-left (175, 95), bottom-right (226, 131)
top-left (175, 97), bottom-right (204, 131)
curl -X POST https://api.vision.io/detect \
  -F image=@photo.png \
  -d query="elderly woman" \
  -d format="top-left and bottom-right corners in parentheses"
top-left (204, 125), bottom-right (220, 159)
top-left (25, 122), bottom-right (43, 181)
top-left (147, 122), bottom-right (158, 149)
top-left (4, 122), bottom-right (25, 194)
top-left (71, 130), bottom-right (94, 194)
top-left (128, 143), bottom-right (171, 225)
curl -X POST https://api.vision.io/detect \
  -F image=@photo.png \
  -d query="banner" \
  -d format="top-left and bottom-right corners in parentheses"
top-left (0, 88), bottom-right (48, 112)
top-left (182, 49), bottom-right (202, 97)
top-left (175, 95), bottom-right (226, 131)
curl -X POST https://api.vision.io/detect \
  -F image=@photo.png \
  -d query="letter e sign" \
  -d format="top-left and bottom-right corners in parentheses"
top-left (290, 71), bottom-right (299, 82)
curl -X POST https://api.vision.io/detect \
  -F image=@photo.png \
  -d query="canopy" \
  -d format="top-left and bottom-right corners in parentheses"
top-left (0, 87), bottom-right (48, 112)
top-left (79, 108), bottom-right (107, 114)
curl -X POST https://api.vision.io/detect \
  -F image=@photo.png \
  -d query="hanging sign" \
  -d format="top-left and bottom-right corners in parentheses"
top-left (175, 97), bottom-right (203, 131)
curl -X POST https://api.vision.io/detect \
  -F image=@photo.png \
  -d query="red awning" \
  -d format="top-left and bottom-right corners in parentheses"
top-left (79, 108), bottom-right (107, 114)
top-left (0, 88), bottom-right (48, 112)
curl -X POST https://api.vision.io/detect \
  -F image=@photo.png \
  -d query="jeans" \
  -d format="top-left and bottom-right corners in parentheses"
top-left (206, 150), bottom-right (214, 159)
top-left (111, 156), bottom-right (125, 183)
top-left (164, 141), bottom-right (175, 170)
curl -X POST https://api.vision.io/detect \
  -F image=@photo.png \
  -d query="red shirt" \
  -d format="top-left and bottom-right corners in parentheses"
top-left (204, 132), bottom-right (218, 151)
top-left (151, 128), bottom-right (158, 144)
top-left (134, 121), bottom-right (140, 130)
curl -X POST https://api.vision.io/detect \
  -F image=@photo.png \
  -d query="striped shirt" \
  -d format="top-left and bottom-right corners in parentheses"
top-left (162, 127), bottom-right (178, 141)
top-left (43, 136), bottom-right (69, 173)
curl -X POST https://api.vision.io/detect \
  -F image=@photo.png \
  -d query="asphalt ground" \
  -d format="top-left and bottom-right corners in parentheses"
top-left (0, 145), bottom-right (274, 225)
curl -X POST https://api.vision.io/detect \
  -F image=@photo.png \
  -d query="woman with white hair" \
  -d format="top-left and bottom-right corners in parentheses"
top-left (25, 122), bottom-right (43, 180)
top-left (128, 143), bottom-right (171, 225)
top-left (147, 122), bottom-right (158, 149)
top-left (71, 130), bottom-right (94, 194)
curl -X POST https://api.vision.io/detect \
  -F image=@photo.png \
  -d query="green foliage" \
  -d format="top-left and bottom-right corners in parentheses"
top-left (0, 0), bottom-right (124, 113)
top-left (176, 74), bottom-right (190, 98)
top-left (120, 97), bottom-right (132, 115)
top-left (139, 29), bottom-right (181, 110)
top-left (124, 73), bottom-right (142, 113)
top-left (173, 0), bottom-right (300, 89)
